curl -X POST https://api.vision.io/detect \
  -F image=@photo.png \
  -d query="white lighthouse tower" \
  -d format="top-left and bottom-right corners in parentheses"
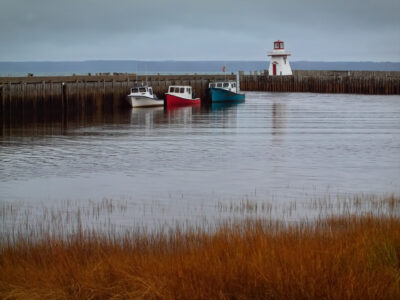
top-left (267, 40), bottom-right (292, 76)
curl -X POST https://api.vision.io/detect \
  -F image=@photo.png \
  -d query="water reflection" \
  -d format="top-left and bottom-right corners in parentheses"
top-left (1, 101), bottom-right (246, 137)
top-left (0, 109), bottom-right (132, 137)
top-left (164, 106), bottom-right (201, 125)
top-left (130, 107), bottom-right (165, 128)
top-left (271, 102), bottom-right (287, 136)
top-left (1, 92), bottom-right (399, 224)
top-left (211, 102), bottom-right (243, 111)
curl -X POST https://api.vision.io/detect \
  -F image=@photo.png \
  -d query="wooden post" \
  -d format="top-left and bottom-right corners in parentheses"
top-left (61, 82), bottom-right (66, 113)
top-left (8, 82), bottom-right (12, 118)
top-left (1, 85), bottom-right (4, 130)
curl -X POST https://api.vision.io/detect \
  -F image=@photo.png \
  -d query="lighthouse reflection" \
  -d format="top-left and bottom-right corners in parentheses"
top-left (271, 102), bottom-right (286, 136)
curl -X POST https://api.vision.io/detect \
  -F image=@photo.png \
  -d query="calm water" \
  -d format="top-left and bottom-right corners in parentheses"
top-left (1, 92), bottom-right (399, 227)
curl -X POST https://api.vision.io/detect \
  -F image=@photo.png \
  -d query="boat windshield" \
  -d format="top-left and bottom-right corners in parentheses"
top-left (139, 87), bottom-right (146, 93)
top-left (131, 88), bottom-right (139, 93)
top-left (210, 83), bottom-right (215, 88)
top-left (216, 83), bottom-right (222, 88)
top-left (169, 86), bottom-right (191, 93)
top-left (223, 83), bottom-right (229, 88)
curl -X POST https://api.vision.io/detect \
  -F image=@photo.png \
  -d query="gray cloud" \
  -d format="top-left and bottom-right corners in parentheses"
top-left (0, 0), bottom-right (399, 61)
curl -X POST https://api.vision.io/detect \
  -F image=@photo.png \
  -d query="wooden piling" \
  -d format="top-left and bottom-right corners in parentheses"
top-left (0, 72), bottom-right (398, 119)
top-left (239, 70), bottom-right (400, 96)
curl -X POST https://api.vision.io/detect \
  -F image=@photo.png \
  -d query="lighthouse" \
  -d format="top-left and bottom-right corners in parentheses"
top-left (267, 40), bottom-right (292, 76)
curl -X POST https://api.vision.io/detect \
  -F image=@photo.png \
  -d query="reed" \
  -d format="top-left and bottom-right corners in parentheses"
top-left (1, 196), bottom-right (399, 299)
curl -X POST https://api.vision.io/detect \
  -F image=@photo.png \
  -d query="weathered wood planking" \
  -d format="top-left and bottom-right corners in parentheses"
top-left (1, 71), bottom-right (399, 117)
top-left (239, 70), bottom-right (400, 95)
top-left (0, 74), bottom-right (235, 115)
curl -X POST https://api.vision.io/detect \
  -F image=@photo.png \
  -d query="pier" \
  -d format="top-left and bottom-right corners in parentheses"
top-left (0, 74), bottom-right (235, 116)
top-left (240, 70), bottom-right (400, 95)
top-left (1, 71), bottom-right (399, 119)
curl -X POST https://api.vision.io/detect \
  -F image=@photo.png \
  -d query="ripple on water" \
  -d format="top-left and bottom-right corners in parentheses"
top-left (0, 92), bottom-right (399, 227)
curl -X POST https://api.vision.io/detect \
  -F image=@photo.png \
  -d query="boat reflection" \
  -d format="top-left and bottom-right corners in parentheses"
top-left (1, 100), bottom-right (243, 137)
top-left (129, 107), bottom-right (165, 129)
top-left (164, 106), bottom-right (201, 125)
top-left (211, 101), bottom-right (243, 111)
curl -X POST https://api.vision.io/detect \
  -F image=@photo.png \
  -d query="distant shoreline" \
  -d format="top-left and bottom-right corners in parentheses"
top-left (1, 60), bottom-right (400, 77)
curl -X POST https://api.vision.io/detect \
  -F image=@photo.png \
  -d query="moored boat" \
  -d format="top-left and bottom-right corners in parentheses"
top-left (209, 81), bottom-right (245, 102)
top-left (126, 84), bottom-right (164, 108)
top-left (165, 86), bottom-right (200, 107)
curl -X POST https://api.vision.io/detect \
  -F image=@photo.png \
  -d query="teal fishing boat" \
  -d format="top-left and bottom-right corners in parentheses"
top-left (209, 81), bottom-right (245, 102)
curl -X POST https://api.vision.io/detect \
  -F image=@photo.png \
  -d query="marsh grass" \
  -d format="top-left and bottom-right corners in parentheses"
top-left (0, 195), bottom-right (399, 299)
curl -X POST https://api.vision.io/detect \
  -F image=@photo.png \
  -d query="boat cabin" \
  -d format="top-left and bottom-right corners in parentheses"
top-left (209, 81), bottom-right (237, 93)
top-left (167, 85), bottom-right (193, 99)
top-left (129, 85), bottom-right (154, 97)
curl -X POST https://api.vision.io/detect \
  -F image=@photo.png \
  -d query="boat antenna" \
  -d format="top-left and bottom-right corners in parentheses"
top-left (236, 71), bottom-right (240, 92)
top-left (135, 60), bottom-right (138, 85)
top-left (145, 63), bottom-right (148, 85)
top-left (223, 64), bottom-right (226, 81)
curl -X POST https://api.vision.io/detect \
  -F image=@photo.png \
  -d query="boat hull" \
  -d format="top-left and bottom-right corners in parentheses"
top-left (209, 88), bottom-right (245, 102)
top-left (126, 96), bottom-right (164, 108)
top-left (166, 94), bottom-right (200, 107)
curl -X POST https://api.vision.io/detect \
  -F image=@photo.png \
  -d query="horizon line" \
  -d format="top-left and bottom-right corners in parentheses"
top-left (1, 60), bottom-right (400, 63)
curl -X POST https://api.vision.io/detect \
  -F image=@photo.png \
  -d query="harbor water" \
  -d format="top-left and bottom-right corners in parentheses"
top-left (1, 92), bottom-right (399, 230)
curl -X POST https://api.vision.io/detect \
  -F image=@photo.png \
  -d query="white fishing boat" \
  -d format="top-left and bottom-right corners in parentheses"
top-left (126, 84), bottom-right (164, 108)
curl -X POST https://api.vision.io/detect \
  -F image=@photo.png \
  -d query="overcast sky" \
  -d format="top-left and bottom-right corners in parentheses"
top-left (1, 0), bottom-right (399, 62)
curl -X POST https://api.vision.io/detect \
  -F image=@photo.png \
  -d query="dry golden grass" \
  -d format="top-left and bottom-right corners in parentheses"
top-left (0, 197), bottom-right (399, 299)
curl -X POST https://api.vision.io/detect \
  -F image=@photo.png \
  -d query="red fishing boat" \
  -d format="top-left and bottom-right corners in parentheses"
top-left (165, 85), bottom-right (200, 107)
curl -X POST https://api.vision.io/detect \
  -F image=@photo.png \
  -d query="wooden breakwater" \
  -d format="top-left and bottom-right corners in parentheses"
top-left (1, 70), bottom-right (399, 120)
top-left (0, 74), bottom-right (235, 117)
top-left (240, 70), bottom-right (400, 95)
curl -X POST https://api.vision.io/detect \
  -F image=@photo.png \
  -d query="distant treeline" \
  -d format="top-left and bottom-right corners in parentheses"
top-left (1, 60), bottom-right (399, 76)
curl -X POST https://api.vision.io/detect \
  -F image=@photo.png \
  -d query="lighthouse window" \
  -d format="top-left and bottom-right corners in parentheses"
top-left (274, 43), bottom-right (279, 49)
top-left (280, 42), bottom-right (284, 48)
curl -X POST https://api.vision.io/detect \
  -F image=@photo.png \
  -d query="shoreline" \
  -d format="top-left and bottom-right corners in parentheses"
top-left (1, 195), bottom-right (399, 299)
